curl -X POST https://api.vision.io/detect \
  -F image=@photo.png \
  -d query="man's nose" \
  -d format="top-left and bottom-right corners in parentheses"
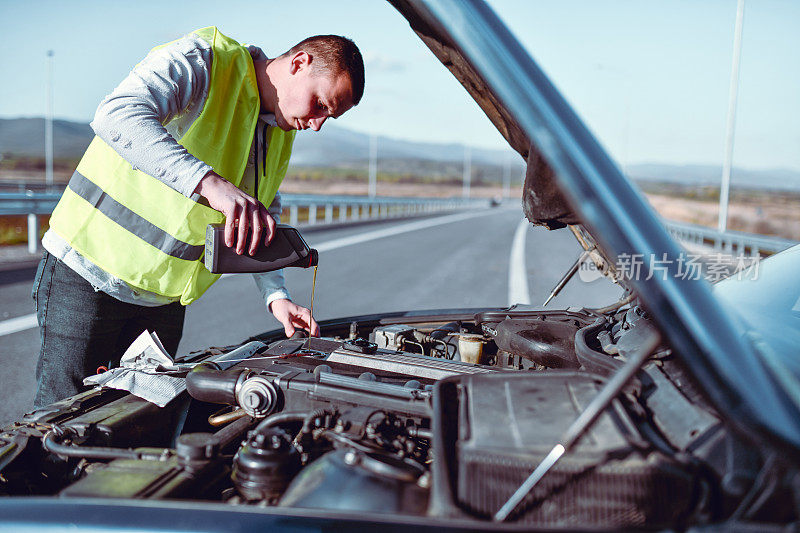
top-left (309, 116), bottom-right (327, 131)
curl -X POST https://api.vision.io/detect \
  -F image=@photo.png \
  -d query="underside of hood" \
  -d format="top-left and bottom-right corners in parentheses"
top-left (388, 0), bottom-right (579, 230)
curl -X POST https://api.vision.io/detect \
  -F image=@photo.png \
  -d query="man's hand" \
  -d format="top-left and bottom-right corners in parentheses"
top-left (194, 171), bottom-right (275, 256)
top-left (270, 299), bottom-right (320, 338)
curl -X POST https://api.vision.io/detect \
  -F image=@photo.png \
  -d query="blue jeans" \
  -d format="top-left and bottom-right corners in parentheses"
top-left (31, 251), bottom-right (185, 408)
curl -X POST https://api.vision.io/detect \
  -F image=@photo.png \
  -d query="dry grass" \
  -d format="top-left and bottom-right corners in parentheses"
top-left (646, 193), bottom-right (800, 241)
top-left (0, 215), bottom-right (49, 246)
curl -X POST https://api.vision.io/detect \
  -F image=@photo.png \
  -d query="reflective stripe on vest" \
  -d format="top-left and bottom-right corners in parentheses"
top-left (66, 170), bottom-right (205, 261)
top-left (48, 26), bottom-right (295, 304)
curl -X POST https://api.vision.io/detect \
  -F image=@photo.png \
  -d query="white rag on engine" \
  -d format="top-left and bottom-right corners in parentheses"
top-left (82, 330), bottom-right (186, 407)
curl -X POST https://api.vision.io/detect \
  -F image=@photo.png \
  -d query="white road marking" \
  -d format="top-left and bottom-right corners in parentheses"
top-left (1, 209), bottom-right (504, 337)
top-left (0, 313), bottom-right (38, 337)
top-left (313, 209), bottom-right (498, 252)
top-left (508, 217), bottom-right (531, 306)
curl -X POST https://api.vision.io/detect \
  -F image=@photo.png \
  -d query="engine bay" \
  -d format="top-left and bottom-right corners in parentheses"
top-left (0, 306), bottom-right (795, 529)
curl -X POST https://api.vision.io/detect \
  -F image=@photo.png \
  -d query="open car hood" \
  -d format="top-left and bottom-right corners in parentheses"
top-left (388, 0), bottom-right (800, 455)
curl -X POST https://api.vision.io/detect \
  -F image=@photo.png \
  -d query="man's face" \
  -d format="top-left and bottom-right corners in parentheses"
top-left (273, 51), bottom-right (354, 132)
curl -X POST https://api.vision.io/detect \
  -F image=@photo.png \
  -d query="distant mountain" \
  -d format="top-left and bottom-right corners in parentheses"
top-left (290, 124), bottom-right (519, 168)
top-left (0, 117), bottom-right (525, 183)
top-left (0, 117), bottom-right (93, 159)
top-left (2, 117), bottom-right (799, 190)
top-left (0, 117), bottom-right (518, 167)
top-left (627, 163), bottom-right (800, 192)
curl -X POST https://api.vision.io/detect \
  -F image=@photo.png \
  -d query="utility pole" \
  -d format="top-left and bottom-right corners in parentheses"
top-left (462, 145), bottom-right (471, 199)
top-left (45, 50), bottom-right (54, 188)
top-left (718, 0), bottom-right (745, 234)
top-left (368, 133), bottom-right (377, 198)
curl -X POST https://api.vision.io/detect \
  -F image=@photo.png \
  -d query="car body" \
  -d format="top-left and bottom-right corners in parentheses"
top-left (1, 0), bottom-right (798, 530)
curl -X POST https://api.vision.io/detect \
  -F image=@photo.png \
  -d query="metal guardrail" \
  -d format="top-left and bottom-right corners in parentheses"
top-left (4, 190), bottom-right (797, 258)
top-left (0, 190), bottom-right (487, 253)
top-left (280, 194), bottom-right (480, 227)
top-left (0, 182), bottom-right (60, 193)
top-left (0, 191), bottom-right (63, 215)
top-left (664, 219), bottom-right (798, 257)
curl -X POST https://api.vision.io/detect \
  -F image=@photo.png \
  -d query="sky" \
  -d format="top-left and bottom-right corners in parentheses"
top-left (1, 0), bottom-right (798, 173)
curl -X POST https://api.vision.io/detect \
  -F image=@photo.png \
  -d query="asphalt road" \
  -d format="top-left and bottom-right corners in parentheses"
top-left (0, 207), bottom-right (620, 425)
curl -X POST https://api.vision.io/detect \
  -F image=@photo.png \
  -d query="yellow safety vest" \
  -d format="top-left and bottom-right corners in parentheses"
top-left (49, 27), bottom-right (295, 305)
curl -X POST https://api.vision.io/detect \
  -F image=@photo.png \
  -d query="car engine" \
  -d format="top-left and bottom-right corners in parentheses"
top-left (0, 306), bottom-right (796, 529)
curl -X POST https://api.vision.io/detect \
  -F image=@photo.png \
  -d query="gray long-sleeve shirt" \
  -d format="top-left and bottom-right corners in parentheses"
top-left (42, 33), bottom-right (290, 308)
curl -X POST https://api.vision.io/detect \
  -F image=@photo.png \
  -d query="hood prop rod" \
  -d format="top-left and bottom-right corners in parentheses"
top-left (493, 326), bottom-right (661, 522)
top-left (542, 251), bottom-right (587, 307)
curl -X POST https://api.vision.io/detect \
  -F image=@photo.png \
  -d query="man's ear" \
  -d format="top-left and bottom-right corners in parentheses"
top-left (289, 51), bottom-right (311, 75)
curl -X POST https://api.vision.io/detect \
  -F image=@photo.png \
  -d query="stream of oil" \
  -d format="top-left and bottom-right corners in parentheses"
top-left (305, 265), bottom-right (318, 351)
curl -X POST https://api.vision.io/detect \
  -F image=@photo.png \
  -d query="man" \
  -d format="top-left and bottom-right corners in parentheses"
top-left (31, 27), bottom-right (365, 407)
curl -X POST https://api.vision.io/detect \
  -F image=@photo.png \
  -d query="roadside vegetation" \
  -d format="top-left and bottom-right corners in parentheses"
top-left (640, 181), bottom-right (800, 242)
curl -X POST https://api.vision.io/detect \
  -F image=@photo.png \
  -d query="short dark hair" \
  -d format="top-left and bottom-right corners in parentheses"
top-left (286, 35), bottom-right (365, 106)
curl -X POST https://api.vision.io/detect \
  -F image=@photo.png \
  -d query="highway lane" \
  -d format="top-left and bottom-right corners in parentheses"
top-left (0, 207), bottom-right (620, 424)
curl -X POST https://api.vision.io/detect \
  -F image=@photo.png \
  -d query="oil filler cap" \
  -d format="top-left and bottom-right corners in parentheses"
top-left (236, 376), bottom-right (279, 418)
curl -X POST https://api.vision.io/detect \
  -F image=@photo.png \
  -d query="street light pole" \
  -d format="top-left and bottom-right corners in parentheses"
top-left (718, 0), bottom-right (745, 234)
top-left (45, 50), bottom-right (54, 188)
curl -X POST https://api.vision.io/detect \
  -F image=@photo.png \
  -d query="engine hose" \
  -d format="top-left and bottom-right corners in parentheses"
top-left (254, 411), bottom-right (309, 434)
top-left (429, 322), bottom-right (460, 340)
top-left (43, 427), bottom-right (168, 462)
top-left (574, 318), bottom-right (623, 376)
top-left (186, 362), bottom-right (247, 405)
